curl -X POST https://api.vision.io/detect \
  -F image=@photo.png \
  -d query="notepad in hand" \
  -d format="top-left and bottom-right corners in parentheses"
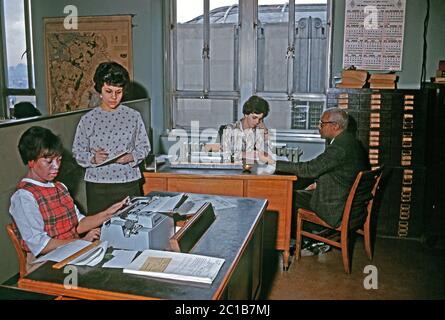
top-left (92, 150), bottom-right (128, 167)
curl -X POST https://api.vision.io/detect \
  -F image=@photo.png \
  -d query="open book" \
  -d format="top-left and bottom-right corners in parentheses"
top-left (123, 249), bottom-right (225, 284)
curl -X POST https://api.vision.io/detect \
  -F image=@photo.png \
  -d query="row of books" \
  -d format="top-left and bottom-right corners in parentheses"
top-left (336, 69), bottom-right (368, 88)
top-left (335, 60), bottom-right (445, 89)
top-left (368, 73), bottom-right (397, 89)
top-left (336, 69), bottom-right (398, 89)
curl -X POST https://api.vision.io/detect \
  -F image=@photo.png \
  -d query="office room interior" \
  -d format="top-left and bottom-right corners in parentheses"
top-left (0, 0), bottom-right (444, 300)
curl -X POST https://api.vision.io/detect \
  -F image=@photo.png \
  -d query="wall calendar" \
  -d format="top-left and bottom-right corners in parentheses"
top-left (343, 0), bottom-right (406, 71)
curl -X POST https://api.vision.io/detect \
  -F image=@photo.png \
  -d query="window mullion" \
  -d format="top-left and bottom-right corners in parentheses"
top-left (169, 0), bottom-right (177, 129)
top-left (239, 0), bottom-right (256, 119)
top-left (203, 0), bottom-right (210, 94)
top-left (0, 1), bottom-right (6, 118)
top-left (233, 23), bottom-right (240, 93)
top-left (287, 0), bottom-right (295, 97)
top-left (24, 0), bottom-right (33, 90)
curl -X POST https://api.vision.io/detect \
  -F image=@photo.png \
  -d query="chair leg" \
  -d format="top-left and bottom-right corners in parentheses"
top-left (363, 222), bottom-right (373, 260)
top-left (295, 215), bottom-right (303, 261)
top-left (341, 230), bottom-right (351, 274)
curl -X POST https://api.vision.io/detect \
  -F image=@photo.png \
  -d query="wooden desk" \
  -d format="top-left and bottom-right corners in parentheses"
top-left (18, 193), bottom-right (267, 300)
top-left (143, 166), bottom-right (296, 269)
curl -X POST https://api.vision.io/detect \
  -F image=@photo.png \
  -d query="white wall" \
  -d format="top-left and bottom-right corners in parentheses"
top-left (30, 0), bottom-right (164, 152)
top-left (332, 0), bottom-right (445, 89)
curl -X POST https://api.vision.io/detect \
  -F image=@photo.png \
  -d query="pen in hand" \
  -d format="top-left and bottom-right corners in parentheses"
top-left (92, 148), bottom-right (109, 164)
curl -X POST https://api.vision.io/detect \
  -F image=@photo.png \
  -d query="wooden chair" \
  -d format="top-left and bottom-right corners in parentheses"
top-left (295, 166), bottom-right (384, 274)
top-left (6, 223), bottom-right (28, 278)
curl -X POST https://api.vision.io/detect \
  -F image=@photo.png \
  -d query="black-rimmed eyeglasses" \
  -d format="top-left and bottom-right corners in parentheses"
top-left (318, 120), bottom-right (336, 127)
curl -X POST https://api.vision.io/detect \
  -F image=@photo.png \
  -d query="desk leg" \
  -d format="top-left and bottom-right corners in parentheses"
top-left (282, 250), bottom-right (290, 271)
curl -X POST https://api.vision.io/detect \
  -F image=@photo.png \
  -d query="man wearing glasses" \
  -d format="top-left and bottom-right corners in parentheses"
top-left (270, 107), bottom-right (370, 255)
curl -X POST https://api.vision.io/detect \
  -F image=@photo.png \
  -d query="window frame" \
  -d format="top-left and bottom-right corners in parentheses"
top-left (252, 0), bottom-right (332, 135)
top-left (0, 0), bottom-right (35, 119)
top-left (166, 0), bottom-right (332, 136)
top-left (168, 0), bottom-right (241, 131)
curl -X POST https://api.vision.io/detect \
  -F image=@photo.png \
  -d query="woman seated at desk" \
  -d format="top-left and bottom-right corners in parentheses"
top-left (219, 95), bottom-right (274, 164)
top-left (9, 126), bottom-right (128, 273)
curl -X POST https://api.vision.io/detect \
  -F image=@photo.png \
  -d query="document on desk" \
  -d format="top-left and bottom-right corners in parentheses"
top-left (185, 194), bottom-right (237, 211)
top-left (145, 194), bottom-right (187, 212)
top-left (123, 250), bottom-right (225, 284)
top-left (33, 240), bottom-right (108, 267)
top-left (102, 250), bottom-right (138, 268)
top-left (175, 200), bottom-right (207, 216)
top-left (69, 241), bottom-right (108, 266)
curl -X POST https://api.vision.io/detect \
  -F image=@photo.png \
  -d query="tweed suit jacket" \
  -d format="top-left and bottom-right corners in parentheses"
top-left (276, 131), bottom-right (370, 227)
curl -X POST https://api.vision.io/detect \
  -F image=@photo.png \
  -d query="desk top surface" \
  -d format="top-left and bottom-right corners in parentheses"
top-left (19, 193), bottom-right (267, 300)
top-left (144, 164), bottom-right (297, 181)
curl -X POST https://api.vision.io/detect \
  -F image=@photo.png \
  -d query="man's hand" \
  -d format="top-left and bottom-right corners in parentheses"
top-left (305, 182), bottom-right (317, 191)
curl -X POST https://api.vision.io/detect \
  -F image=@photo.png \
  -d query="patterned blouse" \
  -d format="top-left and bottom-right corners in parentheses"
top-left (72, 104), bottom-right (151, 183)
top-left (221, 119), bottom-right (271, 162)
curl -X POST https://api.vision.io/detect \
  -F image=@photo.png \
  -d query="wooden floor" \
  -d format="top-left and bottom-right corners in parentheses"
top-left (261, 236), bottom-right (445, 300)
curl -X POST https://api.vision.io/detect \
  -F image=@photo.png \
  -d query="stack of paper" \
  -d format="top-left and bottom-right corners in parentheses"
top-left (33, 240), bottom-right (108, 267)
top-left (123, 249), bottom-right (225, 284)
top-left (145, 194), bottom-right (188, 213)
top-left (102, 250), bottom-right (138, 268)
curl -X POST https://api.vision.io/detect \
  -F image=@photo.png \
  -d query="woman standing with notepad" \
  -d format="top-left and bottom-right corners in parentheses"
top-left (72, 62), bottom-right (151, 214)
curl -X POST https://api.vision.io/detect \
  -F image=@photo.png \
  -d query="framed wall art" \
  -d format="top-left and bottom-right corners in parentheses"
top-left (44, 15), bottom-right (133, 114)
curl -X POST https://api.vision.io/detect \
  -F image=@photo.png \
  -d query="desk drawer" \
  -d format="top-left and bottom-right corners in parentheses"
top-left (168, 178), bottom-right (244, 196)
top-left (246, 180), bottom-right (290, 213)
top-left (246, 180), bottom-right (293, 251)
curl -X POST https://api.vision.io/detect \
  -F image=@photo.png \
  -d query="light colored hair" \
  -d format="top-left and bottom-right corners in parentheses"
top-left (323, 107), bottom-right (348, 130)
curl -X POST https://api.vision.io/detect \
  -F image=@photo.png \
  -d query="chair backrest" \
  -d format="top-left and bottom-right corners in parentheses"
top-left (5, 223), bottom-right (28, 278)
top-left (340, 166), bottom-right (384, 230)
